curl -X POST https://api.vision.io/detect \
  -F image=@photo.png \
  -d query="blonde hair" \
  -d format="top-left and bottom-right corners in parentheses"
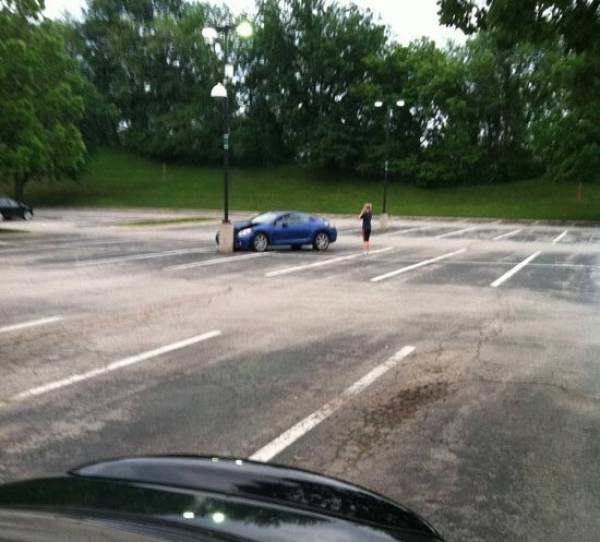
top-left (361, 203), bottom-right (372, 213)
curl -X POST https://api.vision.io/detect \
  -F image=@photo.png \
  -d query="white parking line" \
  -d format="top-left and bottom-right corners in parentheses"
top-left (493, 229), bottom-right (522, 241)
top-left (265, 246), bottom-right (393, 278)
top-left (370, 249), bottom-right (467, 283)
top-left (166, 252), bottom-right (270, 271)
top-left (11, 330), bottom-right (222, 402)
top-left (434, 226), bottom-right (478, 239)
top-left (379, 225), bottom-right (435, 237)
top-left (553, 230), bottom-right (568, 244)
top-left (0, 316), bottom-right (64, 335)
top-left (0, 239), bottom-right (138, 254)
top-left (250, 346), bottom-right (416, 462)
top-left (490, 251), bottom-right (542, 288)
top-left (74, 248), bottom-right (214, 267)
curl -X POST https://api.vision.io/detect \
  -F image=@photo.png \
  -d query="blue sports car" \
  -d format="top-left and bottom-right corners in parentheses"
top-left (217, 211), bottom-right (338, 252)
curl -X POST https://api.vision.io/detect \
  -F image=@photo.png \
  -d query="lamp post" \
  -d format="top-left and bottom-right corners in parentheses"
top-left (202, 20), bottom-right (253, 253)
top-left (374, 98), bottom-right (405, 230)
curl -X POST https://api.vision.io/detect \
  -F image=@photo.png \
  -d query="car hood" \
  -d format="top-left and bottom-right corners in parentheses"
top-left (233, 221), bottom-right (257, 232)
top-left (0, 456), bottom-right (444, 542)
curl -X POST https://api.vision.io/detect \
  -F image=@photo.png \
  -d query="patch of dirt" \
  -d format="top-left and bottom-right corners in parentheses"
top-left (326, 379), bottom-right (453, 477)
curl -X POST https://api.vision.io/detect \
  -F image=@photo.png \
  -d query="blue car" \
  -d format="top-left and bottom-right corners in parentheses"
top-left (218, 211), bottom-right (338, 252)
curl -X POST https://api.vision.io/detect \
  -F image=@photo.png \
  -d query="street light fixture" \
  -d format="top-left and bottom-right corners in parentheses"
top-left (201, 27), bottom-right (218, 43)
top-left (236, 20), bottom-right (253, 38)
top-left (374, 97), bottom-right (405, 229)
top-left (202, 20), bottom-right (253, 253)
top-left (210, 82), bottom-right (227, 99)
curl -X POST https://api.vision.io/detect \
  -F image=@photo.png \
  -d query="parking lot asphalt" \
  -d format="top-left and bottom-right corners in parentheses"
top-left (1, 208), bottom-right (600, 541)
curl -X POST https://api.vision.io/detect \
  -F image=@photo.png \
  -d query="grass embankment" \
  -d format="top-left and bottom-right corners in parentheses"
top-left (5, 147), bottom-right (599, 221)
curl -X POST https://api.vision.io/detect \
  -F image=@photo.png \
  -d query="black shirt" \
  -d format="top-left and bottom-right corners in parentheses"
top-left (361, 211), bottom-right (372, 230)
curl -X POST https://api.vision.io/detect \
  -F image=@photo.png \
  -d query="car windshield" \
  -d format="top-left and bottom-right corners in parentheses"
top-left (251, 212), bottom-right (280, 225)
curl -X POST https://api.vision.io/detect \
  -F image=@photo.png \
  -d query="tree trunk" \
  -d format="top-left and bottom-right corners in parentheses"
top-left (14, 175), bottom-right (26, 202)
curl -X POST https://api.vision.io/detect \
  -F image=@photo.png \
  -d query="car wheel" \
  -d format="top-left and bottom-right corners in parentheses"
top-left (252, 233), bottom-right (269, 252)
top-left (23, 211), bottom-right (33, 221)
top-left (313, 232), bottom-right (330, 251)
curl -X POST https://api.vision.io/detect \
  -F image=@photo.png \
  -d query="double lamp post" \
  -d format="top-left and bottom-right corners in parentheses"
top-left (202, 20), bottom-right (253, 253)
top-left (374, 98), bottom-right (405, 230)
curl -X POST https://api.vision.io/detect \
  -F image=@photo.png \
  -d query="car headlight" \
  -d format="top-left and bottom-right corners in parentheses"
top-left (238, 228), bottom-right (253, 237)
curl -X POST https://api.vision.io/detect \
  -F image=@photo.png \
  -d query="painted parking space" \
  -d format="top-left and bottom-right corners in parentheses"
top-left (1, 237), bottom-right (203, 259)
top-left (402, 251), bottom-right (523, 288)
top-left (370, 249), bottom-right (468, 282)
top-left (558, 230), bottom-right (599, 244)
top-left (8, 330), bottom-right (222, 404)
top-left (396, 249), bottom-right (598, 294)
top-left (264, 247), bottom-right (394, 278)
top-left (260, 246), bottom-right (441, 283)
top-left (0, 316), bottom-right (64, 335)
top-left (506, 229), bottom-right (565, 243)
top-left (497, 252), bottom-right (600, 302)
top-left (399, 225), bottom-right (466, 238)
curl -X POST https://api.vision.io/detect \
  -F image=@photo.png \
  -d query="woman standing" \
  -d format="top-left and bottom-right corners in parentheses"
top-left (359, 203), bottom-right (373, 253)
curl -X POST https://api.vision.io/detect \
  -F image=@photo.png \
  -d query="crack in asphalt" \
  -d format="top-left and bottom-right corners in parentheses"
top-left (455, 376), bottom-right (600, 403)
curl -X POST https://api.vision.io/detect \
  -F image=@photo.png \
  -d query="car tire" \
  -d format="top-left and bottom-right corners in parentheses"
top-left (313, 231), bottom-right (330, 251)
top-left (252, 233), bottom-right (269, 252)
top-left (23, 211), bottom-right (33, 221)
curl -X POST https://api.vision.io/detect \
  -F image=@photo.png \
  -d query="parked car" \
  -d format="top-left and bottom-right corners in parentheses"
top-left (217, 211), bottom-right (338, 252)
top-left (0, 197), bottom-right (33, 220)
top-left (0, 456), bottom-right (445, 541)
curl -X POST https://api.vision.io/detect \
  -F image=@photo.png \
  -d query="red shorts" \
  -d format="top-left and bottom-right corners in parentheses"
top-left (362, 228), bottom-right (371, 242)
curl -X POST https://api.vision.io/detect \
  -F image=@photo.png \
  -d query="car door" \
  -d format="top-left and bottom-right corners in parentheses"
top-left (0, 198), bottom-right (15, 219)
top-left (286, 213), bottom-right (313, 243)
top-left (5, 199), bottom-right (19, 218)
top-left (271, 214), bottom-right (292, 244)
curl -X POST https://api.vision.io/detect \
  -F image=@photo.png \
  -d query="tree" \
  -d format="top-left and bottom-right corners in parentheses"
top-left (0, 0), bottom-right (86, 200)
top-left (240, 0), bottom-right (386, 169)
top-left (75, 0), bottom-right (237, 164)
top-left (438, 0), bottom-right (599, 54)
top-left (438, 0), bottom-right (600, 182)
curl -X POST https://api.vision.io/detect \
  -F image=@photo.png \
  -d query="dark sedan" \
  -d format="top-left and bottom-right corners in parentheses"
top-left (217, 211), bottom-right (338, 252)
top-left (0, 197), bottom-right (33, 220)
top-left (0, 456), bottom-right (445, 542)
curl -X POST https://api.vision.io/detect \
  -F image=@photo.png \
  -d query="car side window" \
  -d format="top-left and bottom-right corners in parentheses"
top-left (275, 215), bottom-right (289, 226)
top-left (287, 213), bottom-right (309, 225)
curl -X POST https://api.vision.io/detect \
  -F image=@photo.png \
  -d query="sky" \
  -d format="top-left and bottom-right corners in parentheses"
top-left (43, 0), bottom-right (465, 46)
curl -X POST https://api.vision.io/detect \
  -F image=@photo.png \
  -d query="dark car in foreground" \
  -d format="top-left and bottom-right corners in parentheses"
top-left (217, 211), bottom-right (337, 252)
top-left (0, 197), bottom-right (33, 220)
top-left (0, 456), bottom-right (444, 542)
